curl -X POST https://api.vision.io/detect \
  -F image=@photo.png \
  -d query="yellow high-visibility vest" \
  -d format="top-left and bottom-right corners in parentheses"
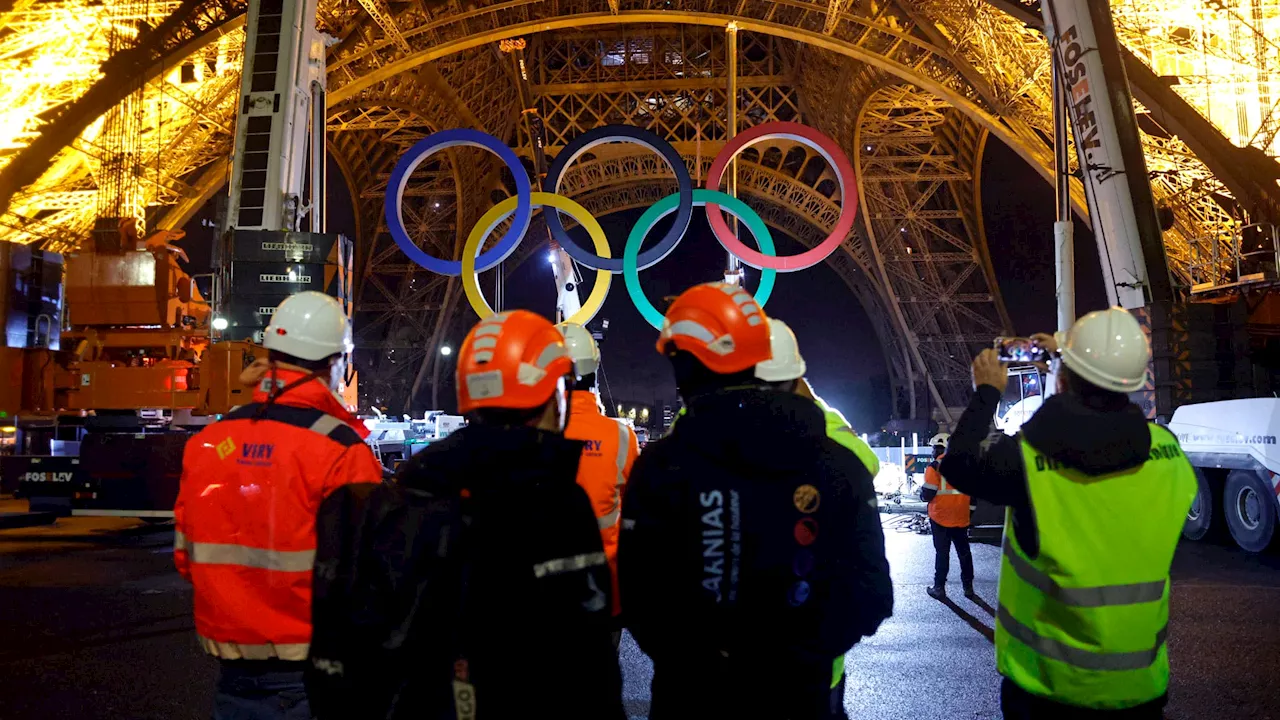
top-left (997, 424), bottom-right (1196, 709)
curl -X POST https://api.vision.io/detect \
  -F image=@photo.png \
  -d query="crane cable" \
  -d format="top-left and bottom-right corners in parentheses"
top-left (493, 260), bottom-right (505, 312)
top-left (597, 355), bottom-right (617, 420)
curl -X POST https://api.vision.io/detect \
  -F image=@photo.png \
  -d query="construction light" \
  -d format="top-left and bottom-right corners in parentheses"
top-left (440, 345), bottom-right (452, 356)
top-left (212, 317), bottom-right (228, 331)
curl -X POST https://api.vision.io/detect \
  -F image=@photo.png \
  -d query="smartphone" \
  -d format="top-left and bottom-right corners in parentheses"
top-left (995, 337), bottom-right (1048, 364)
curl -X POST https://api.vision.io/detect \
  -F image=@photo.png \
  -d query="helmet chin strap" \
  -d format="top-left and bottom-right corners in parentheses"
top-left (254, 361), bottom-right (328, 418)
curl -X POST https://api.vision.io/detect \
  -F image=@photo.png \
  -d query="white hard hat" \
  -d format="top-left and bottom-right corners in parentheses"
top-left (1054, 307), bottom-right (1149, 393)
top-left (929, 433), bottom-right (950, 450)
top-left (755, 318), bottom-right (807, 382)
top-left (264, 291), bottom-right (351, 361)
top-left (555, 321), bottom-right (600, 377)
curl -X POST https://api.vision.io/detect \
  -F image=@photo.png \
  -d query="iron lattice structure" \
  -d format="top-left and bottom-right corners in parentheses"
top-left (3, 0), bottom-right (1280, 418)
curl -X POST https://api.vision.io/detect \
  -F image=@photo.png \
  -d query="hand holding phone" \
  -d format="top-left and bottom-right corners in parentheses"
top-left (994, 337), bottom-right (1048, 364)
top-left (972, 349), bottom-right (1010, 394)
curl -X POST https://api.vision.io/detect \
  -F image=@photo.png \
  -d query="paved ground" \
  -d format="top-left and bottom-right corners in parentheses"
top-left (0, 507), bottom-right (1277, 719)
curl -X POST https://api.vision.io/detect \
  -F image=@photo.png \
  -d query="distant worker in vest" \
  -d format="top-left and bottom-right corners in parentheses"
top-left (306, 310), bottom-right (624, 719)
top-left (557, 321), bottom-right (640, 627)
top-left (174, 291), bottom-right (382, 720)
top-left (920, 432), bottom-right (975, 600)
top-left (619, 284), bottom-right (893, 720)
top-left (940, 308), bottom-right (1197, 718)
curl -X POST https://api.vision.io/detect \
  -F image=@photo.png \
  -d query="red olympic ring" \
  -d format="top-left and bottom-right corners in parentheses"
top-left (705, 122), bottom-right (859, 272)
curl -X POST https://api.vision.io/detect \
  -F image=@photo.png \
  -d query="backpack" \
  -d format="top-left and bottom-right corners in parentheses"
top-left (307, 481), bottom-right (476, 720)
top-left (640, 435), bottom-right (884, 669)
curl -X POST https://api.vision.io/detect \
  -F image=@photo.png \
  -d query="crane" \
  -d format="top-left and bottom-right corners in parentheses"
top-left (549, 243), bottom-right (583, 324)
top-left (1, 0), bottom-right (352, 522)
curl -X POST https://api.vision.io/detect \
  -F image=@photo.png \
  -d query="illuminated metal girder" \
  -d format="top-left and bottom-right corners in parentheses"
top-left (855, 84), bottom-right (1009, 411)
top-left (352, 0), bottom-right (410, 55)
top-left (6, 0), bottom-right (1275, 252)
top-left (0, 0), bottom-right (249, 238)
top-left (5, 0), bottom-right (1277, 419)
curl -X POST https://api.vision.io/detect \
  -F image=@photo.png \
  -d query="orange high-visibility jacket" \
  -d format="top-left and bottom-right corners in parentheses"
top-left (923, 455), bottom-right (970, 528)
top-left (174, 368), bottom-right (383, 661)
top-left (564, 391), bottom-right (639, 615)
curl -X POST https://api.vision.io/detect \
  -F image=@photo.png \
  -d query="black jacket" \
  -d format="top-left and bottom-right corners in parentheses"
top-left (619, 388), bottom-right (892, 718)
top-left (939, 386), bottom-right (1152, 558)
top-left (307, 424), bottom-right (624, 720)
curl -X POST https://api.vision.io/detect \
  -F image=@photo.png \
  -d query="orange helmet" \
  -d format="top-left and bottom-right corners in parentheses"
top-left (457, 310), bottom-right (574, 414)
top-left (655, 283), bottom-right (772, 374)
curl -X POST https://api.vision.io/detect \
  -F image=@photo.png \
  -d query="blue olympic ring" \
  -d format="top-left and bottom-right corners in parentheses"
top-left (543, 124), bottom-right (694, 273)
top-left (384, 128), bottom-right (532, 276)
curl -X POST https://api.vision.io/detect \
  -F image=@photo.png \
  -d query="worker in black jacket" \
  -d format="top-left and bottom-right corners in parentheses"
top-left (306, 310), bottom-right (624, 720)
top-left (619, 284), bottom-right (893, 720)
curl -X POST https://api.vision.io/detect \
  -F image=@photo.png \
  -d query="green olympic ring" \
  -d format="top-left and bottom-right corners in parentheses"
top-left (624, 189), bottom-right (777, 329)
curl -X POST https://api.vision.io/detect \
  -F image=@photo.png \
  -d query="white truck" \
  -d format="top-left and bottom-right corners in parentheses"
top-left (1167, 399), bottom-right (1280, 552)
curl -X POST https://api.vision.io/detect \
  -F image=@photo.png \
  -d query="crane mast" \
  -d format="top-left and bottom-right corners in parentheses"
top-left (217, 0), bottom-right (354, 403)
top-left (226, 0), bottom-right (325, 232)
top-left (550, 245), bottom-right (583, 324)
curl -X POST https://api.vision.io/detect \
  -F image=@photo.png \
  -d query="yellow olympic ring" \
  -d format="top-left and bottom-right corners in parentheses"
top-left (462, 191), bottom-right (612, 326)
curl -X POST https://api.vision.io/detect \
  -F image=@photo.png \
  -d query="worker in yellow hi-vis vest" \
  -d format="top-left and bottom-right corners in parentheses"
top-left (940, 308), bottom-right (1196, 718)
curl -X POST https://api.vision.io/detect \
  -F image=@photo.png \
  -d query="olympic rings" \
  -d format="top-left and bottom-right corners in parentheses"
top-left (624, 190), bottom-right (778, 329)
top-left (462, 192), bottom-right (612, 326)
top-left (385, 129), bottom-right (532, 276)
top-left (385, 121), bottom-right (858, 323)
top-left (705, 122), bottom-right (858, 272)
top-left (544, 125), bottom-right (694, 273)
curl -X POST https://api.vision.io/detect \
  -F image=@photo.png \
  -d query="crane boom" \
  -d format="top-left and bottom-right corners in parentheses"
top-left (226, 0), bottom-right (325, 232)
top-left (1041, 0), bottom-right (1173, 308)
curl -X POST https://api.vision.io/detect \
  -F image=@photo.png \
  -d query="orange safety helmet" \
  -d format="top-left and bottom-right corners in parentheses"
top-left (457, 310), bottom-right (574, 414)
top-left (655, 282), bottom-right (772, 375)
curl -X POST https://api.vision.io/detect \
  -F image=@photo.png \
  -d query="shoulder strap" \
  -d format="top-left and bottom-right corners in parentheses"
top-left (224, 403), bottom-right (364, 447)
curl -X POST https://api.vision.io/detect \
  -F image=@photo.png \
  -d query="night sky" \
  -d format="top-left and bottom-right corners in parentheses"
top-left (982, 141), bottom-right (1109, 334)
top-left (183, 141), bottom-right (1113, 429)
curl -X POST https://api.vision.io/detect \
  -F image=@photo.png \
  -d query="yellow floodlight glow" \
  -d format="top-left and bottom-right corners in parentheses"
top-left (1113, 0), bottom-right (1280, 158)
top-left (0, 0), bottom-right (243, 249)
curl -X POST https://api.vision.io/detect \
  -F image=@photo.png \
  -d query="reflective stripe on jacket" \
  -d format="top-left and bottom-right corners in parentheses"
top-left (923, 456), bottom-right (970, 527)
top-left (996, 424), bottom-right (1196, 709)
top-left (565, 391), bottom-right (638, 616)
top-left (174, 368), bottom-right (383, 660)
top-left (813, 397), bottom-right (879, 477)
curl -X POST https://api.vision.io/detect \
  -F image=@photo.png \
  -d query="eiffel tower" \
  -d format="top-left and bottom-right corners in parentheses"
top-left (1, 0), bottom-right (1278, 420)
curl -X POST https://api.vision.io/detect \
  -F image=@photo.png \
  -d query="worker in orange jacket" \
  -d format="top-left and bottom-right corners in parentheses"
top-left (557, 322), bottom-right (639, 623)
top-left (920, 433), bottom-right (975, 600)
top-left (174, 291), bottom-right (382, 720)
